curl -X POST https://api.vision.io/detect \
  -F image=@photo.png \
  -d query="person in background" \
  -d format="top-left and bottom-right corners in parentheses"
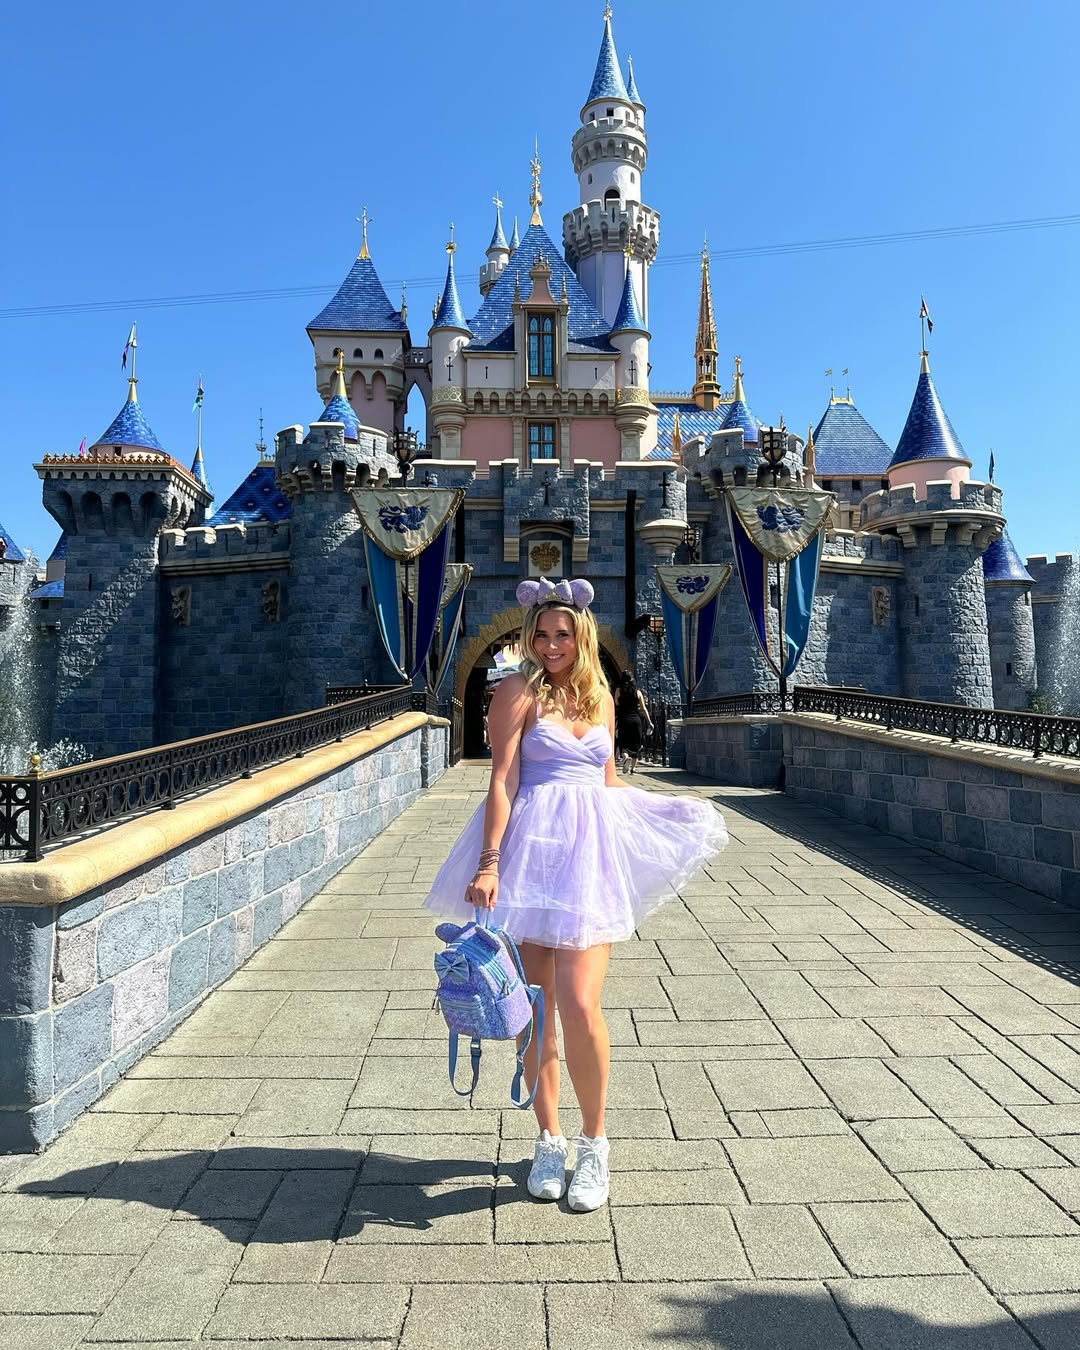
top-left (614, 670), bottom-right (653, 775)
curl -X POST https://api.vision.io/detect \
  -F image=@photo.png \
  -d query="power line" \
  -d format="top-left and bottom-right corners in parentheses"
top-left (1, 212), bottom-right (1077, 322)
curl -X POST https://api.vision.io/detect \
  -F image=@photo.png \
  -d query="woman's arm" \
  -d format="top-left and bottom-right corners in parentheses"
top-left (603, 691), bottom-right (630, 788)
top-left (638, 688), bottom-right (655, 729)
top-left (465, 674), bottom-right (532, 909)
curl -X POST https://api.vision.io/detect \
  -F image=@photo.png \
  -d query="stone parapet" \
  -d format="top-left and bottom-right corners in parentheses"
top-left (0, 712), bottom-right (448, 1152)
top-left (860, 479), bottom-right (1004, 543)
top-left (159, 521), bottom-right (291, 575)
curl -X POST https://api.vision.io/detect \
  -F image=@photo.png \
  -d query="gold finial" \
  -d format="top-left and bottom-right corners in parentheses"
top-left (804, 424), bottom-right (817, 482)
top-left (671, 410), bottom-right (683, 464)
top-left (336, 349), bottom-right (345, 375)
top-left (28, 753), bottom-right (43, 777)
top-left (624, 241), bottom-right (634, 262)
top-left (446, 222), bottom-right (456, 256)
top-left (356, 207), bottom-right (373, 259)
top-left (529, 140), bottom-right (543, 226)
top-left (732, 355), bottom-right (745, 403)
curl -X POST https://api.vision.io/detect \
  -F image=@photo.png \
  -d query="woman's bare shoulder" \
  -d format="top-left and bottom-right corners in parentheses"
top-left (489, 673), bottom-right (533, 713)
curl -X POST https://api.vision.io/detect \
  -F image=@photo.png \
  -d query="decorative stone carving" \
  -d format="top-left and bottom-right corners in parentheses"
top-left (432, 385), bottom-right (464, 404)
top-left (871, 586), bottom-right (890, 626)
top-left (171, 586), bottom-right (191, 626)
top-left (615, 386), bottom-right (650, 407)
top-left (528, 540), bottom-right (562, 576)
top-left (262, 579), bottom-right (281, 623)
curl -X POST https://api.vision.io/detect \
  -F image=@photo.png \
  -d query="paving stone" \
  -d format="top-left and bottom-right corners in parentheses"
top-left (206, 1283), bottom-right (409, 1341)
top-left (608, 1169), bottom-right (744, 1205)
top-left (0, 1315), bottom-right (92, 1350)
top-left (830, 1274), bottom-right (1038, 1348)
top-left (758, 1108), bottom-right (850, 1136)
top-left (808, 1059), bottom-right (932, 1120)
top-left (819, 987), bottom-right (972, 1018)
top-left (976, 1137), bottom-right (1072, 1168)
top-left (732, 1204), bottom-right (844, 1278)
top-left (864, 1016), bottom-right (986, 1056)
top-left (660, 976), bottom-right (763, 1020)
top-left (233, 1239), bottom-right (331, 1283)
top-left (0, 1194), bottom-right (85, 1251)
top-left (948, 984), bottom-right (1077, 1034)
top-left (901, 1169), bottom-right (1078, 1237)
top-left (952, 1053), bottom-right (1054, 1106)
top-left (326, 1241), bottom-right (618, 1283)
top-left (494, 1173), bottom-right (611, 1243)
top-left (340, 1182), bottom-right (493, 1244)
top-left (635, 1019), bottom-right (780, 1047)
top-left (402, 1284), bottom-right (543, 1350)
top-left (774, 1018), bottom-right (891, 1058)
top-left (813, 1200), bottom-right (966, 1275)
top-left (0, 1253), bottom-right (135, 1313)
top-left (1003, 1293), bottom-right (1080, 1349)
top-left (545, 1280), bottom-right (858, 1350)
top-left (959, 1237), bottom-right (1080, 1294)
top-left (889, 1058), bottom-right (1010, 1116)
top-left (705, 1060), bottom-right (828, 1112)
top-left (726, 1136), bottom-right (903, 1203)
top-left (737, 972), bottom-right (838, 1018)
top-left (612, 1205), bottom-right (750, 1280)
top-left (232, 1080), bottom-right (351, 1137)
top-left (93, 1078), bottom-right (258, 1115)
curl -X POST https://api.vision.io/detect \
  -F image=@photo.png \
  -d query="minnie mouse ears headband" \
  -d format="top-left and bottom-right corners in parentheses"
top-left (516, 576), bottom-right (595, 611)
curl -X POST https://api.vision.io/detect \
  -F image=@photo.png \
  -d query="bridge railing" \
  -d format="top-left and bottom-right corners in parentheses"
top-left (1, 685), bottom-right (440, 862)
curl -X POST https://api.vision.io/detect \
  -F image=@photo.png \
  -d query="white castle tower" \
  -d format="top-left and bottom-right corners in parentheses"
top-left (562, 7), bottom-right (660, 327)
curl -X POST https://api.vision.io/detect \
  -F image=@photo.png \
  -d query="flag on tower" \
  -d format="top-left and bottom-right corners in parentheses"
top-left (988, 450), bottom-right (995, 483)
top-left (121, 323), bottom-right (136, 369)
top-left (192, 376), bottom-right (204, 413)
top-left (919, 297), bottom-right (933, 334)
top-left (76, 436), bottom-right (86, 458)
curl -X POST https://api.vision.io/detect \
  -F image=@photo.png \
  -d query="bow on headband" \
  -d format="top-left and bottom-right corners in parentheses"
top-left (516, 576), bottom-right (595, 610)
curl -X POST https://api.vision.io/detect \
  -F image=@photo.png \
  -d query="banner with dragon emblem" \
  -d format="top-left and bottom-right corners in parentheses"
top-left (724, 487), bottom-right (834, 679)
top-left (423, 563), bottom-right (472, 695)
top-left (655, 564), bottom-right (732, 698)
top-left (350, 488), bottom-right (466, 681)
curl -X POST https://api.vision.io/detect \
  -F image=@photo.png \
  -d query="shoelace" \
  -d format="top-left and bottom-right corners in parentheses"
top-left (533, 1138), bottom-right (567, 1181)
top-left (573, 1137), bottom-right (608, 1188)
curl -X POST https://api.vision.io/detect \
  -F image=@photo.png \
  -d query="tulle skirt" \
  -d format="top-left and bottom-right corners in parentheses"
top-left (422, 782), bottom-right (729, 949)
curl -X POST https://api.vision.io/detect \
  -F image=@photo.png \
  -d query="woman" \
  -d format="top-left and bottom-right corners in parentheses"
top-left (614, 669), bottom-right (654, 775)
top-left (422, 577), bottom-right (728, 1212)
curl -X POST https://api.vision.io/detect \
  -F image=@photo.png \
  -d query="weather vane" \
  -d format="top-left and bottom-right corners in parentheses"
top-left (356, 207), bottom-right (373, 259)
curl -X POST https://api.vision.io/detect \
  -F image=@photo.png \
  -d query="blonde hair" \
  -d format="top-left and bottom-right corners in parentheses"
top-left (519, 602), bottom-right (607, 723)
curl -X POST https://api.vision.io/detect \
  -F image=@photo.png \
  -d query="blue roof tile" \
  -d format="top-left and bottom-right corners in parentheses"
top-left (647, 402), bottom-right (728, 459)
top-left (488, 205), bottom-right (509, 253)
top-left (190, 446), bottom-right (212, 495)
top-left (432, 249), bottom-right (471, 333)
top-left (586, 15), bottom-right (629, 105)
top-left (611, 268), bottom-right (647, 334)
top-left (812, 399), bottom-right (894, 475)
top-left (0, 519), bottom-right (26, 563)
top-left (466, 223), bottom-right (615, 354)
top-left (29, 579), bottom-right (63, 600)
top-left (47, 532), bottom-right (67, 563)
top-left (890, 364), bottom-right (968, 469)
top-left (308, 255), bottom-right (408, 333)
top-left (94, 390), bottom-right (166, 452)
top-left (510, 217), bottom-right (521, 250)
top-left (983, 529), bottom-right (1034, 584)
top-left (318, 393), bottom-right (360, 439)
top-left (721, 397), bottom-right (760, 443)
top-left (626, 55), bottom-right (644, 107)
top-left (208, 464), bottom-right (293, 526)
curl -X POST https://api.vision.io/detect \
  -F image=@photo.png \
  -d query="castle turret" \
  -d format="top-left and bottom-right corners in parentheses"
top-left (860, 354), bottom-right (1002, 705)
top-left (983, 528), bottom-right (1037, 710)
top-left (306, 212), bottom-right (410, 437)
top-left (35, 371), bottom-right (211, 755)
top-left (563, 9), bottom-right (659, 326)
top-left (479, 195), bottom-right (512, 298)
top-left (719, 357), bottom-right (760, 445)
top-left (429, 230), bottom-right (472, 460)
top-left (692, 243), bottom-right (722, 410)
top-left (610, 257), bottom-right (652, 459)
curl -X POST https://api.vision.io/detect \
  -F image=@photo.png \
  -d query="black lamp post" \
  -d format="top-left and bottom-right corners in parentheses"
top-left (392, 428), bottom-right (420, 487)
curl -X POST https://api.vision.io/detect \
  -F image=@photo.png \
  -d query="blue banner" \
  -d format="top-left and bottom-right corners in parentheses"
top-left (655, 566), bottom-right (732, 698)
top-left (427, 564), bottom-right (472, 694)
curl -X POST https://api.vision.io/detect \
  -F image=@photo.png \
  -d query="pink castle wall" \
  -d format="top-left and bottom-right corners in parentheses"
top-left (350, 371), bottom-right (395, 436)
top-left (887, 459), bottom-right (969, 500)
top-left (570, 418), bottom-right (620, 468)
top-left (461, 418), bottom-right (514, 472)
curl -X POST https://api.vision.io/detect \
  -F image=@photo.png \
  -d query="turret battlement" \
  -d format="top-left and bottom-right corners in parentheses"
top-left (701, 428), bottom-right (805, 494)
top-left (860, 478), bottom-right (1003, 539)
top-left (275, 422), bottom-right (397, 496)
top-left (159, 521), bottom-right (291, 575)
top-left (562, 200), bottom-right (660, 268)
top-left (1025, 552), bottom-right (1079, 600)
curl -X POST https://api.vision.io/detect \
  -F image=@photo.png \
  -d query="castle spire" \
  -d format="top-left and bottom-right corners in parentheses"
top-left (431, 225), bottom-right (471, 333)
top-left (692, 239), bottom-right (721, 410)
top-left (316, 347), bottom-right (360, 440)
top-left (671, 410), bottom-right (683, 464)
top-left (510, 216), bottom-right (520, 250)
top-left (626, 54), bottom-right (644, 107)
top-left (529, 142), bottom-right (543, 226)
top-left (585, 4), bottom-right (629, 107)
top-left (488, 192), bottom-right (509, 254)
top-left (732, 354), bottom-right (745, 403)
top-left (357, 206), bottom-right (372, 260)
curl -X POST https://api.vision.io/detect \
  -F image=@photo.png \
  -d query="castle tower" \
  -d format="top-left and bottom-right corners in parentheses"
top-left (562, 8), bottom-right (660, 327)
top-left (983, 529), bottom-right (1038, 710)
top-left (860, 353), bottom-right (1002, 706)
top-left (719, 357), bottom-right (760, 446)
top-left (306, 213), bottom-right (410, 437)
top-left (429, 230), bottom-right (472, 459)
top-left (479, 195), bottom-right (512, 298)
top-left (276, 403), bottom-right (398, 713)
top-left (692, 243), bottom-right (722, 410)
top-left (35, 373), bottom-right (210, 755)
top-left (610, 255), bottom-right (652, 459)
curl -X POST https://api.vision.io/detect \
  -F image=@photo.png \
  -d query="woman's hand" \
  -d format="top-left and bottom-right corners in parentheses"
top-left (466, 869), bottom-right (499, 911)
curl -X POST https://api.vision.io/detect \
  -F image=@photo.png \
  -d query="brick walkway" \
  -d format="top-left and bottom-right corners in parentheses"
top-left (4, 764), bottom-right (1080, 1348)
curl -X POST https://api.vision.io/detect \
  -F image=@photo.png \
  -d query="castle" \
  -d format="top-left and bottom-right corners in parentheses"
top-left (1, 10), bottom-right (1072, 764)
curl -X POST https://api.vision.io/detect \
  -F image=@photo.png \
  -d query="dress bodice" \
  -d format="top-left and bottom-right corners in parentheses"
top-left (518, 718), bottom-right (611, 787)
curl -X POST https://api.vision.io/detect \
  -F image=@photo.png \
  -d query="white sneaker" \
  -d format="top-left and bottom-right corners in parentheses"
top-left (527, 1130), bottom-right (569, 1200)
top-left (568, 1134), bottom-right (610, 1212)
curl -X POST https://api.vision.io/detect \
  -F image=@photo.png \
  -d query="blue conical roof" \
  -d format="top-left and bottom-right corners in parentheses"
top-left (626, 55), bottom-right (644, 107)
top-left (611, 268), bottom-right (647, 334)
top-left (432, 248), bottom-right (471, 333)
top-left (812, 398), bottom-right (893, 474)
top-left (47, 532), bottom-right (67, 563)
top-left (308, 255), bottom-right (408, 333)
top-left (94, 386), bottom-right (166, 452)
top-left (318, 392), bottom-right (360, 439)
top-left (190, 446), bottom-right (212, 495)
top-left (488, 204), bottom-right (509, 253)
top-left (585, 15), bottom-right (629, 106)
top-left (510, 217), bottom-right (521, 250)
top-left (721, 398), bottom-right (760, 443)
top-left (983, 529), bottom-right (1034, 584)
top-left (890, 361), bottom-right (968, 469)
top-left (0, 519), bottom-right (25, 563)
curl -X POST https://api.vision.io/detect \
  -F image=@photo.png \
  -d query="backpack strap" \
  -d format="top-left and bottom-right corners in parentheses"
top-left (447, 1032), bottom-right (482, 1098)
top-left (510, 984), bottom-right (544, 1109)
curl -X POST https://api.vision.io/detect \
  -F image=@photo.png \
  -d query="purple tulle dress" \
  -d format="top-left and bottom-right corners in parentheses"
top-left (422, 717), bottom-right (729, 949)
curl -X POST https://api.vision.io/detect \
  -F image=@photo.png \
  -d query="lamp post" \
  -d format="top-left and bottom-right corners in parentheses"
top-left (392, 428), bottom-right (420, 487)
top-left (683, 523), bottom-right (701, 564)
top-left (758, 419), bottom-right (789, 706)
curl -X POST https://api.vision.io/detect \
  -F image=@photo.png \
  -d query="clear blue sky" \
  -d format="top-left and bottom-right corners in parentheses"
top-left (2, 0), bottom-right (1077, 563)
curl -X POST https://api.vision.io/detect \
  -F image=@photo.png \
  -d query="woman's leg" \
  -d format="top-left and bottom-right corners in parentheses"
top-left (554, 943), bottom-right (611, 1138)
top-left (518, 942), bottom-right (561, 1136)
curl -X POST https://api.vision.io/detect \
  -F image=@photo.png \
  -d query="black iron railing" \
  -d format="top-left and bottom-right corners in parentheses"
top-left (2, 686), bottom-right (440, 862)
top-left (685, 691), bottom-right (791, 718)
top-left (793, 686), bottom-right (1080, 761)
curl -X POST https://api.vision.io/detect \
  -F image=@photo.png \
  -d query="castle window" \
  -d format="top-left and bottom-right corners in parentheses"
top-left (914, 596), bottom-right (920, 616)
top-left (605, 188), bottom-right (619, 206)
top-left (606, 107), bottom-right (614, 117)
top-left (588, 173), bottom-right (593, 184)
top-left (353, 348), bottom-right (363, 359)
top-left (1006, 662), bottom-right (1013, 676)
top-left (821, 479), bottom-right (833, 491)
top-left (528, 422), bottom-right (557, 459)
top-left (527, 314), bottom-right (555, 379)
top-left (630, 172), bottom-right (636, 183)
top-left (374, 348), bottom-right (384, 360)
top-left (851, 479), bottom-right (862, 492)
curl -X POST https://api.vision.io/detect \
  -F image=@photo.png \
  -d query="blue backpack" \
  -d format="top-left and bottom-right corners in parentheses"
top-left (433, 910), bottom-right (545, 1108)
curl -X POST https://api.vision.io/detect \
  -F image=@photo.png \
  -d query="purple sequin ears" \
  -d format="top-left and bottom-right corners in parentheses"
top-left (516, 576), bottom-right (595, 611)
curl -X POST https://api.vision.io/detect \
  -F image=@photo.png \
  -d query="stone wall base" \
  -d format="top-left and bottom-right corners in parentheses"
top-left (680, 717), bottom-right (785, 788)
